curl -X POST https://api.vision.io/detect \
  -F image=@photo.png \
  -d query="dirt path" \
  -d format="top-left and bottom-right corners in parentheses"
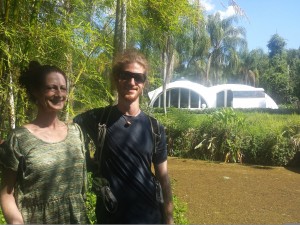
top-left (168, 157), bottom-right (300, 224)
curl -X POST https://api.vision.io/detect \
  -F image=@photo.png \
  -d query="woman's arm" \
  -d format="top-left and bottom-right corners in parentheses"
top-left (0, 169), bottom-right (24, 224)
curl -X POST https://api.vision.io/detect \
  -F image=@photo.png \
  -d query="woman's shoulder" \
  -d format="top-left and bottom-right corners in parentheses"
top-left (67, 122), bottom-right (81, 131)
top-left (6, 126), bottom-right (40, 150)
top-left (7, 126), bottom-right (29, 139)
top-left (66, 122), bottom-right (84, 139)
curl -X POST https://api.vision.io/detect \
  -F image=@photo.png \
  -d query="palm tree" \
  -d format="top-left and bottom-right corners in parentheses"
top-left (205, 12), bottom-right (246, 86)
top-left (236, 49), bottom-right (267, 87)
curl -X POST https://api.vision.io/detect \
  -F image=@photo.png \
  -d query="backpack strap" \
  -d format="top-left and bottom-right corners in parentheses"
top-left (148, 115), bottom-right (161, 155)
top-left (149, 116), bottom-right (165, 206)
top-left (95, 106), bottom-right (112, 173)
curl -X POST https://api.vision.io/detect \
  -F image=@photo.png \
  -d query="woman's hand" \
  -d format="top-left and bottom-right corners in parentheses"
top-left (0, 169), bottom-right (24, 224)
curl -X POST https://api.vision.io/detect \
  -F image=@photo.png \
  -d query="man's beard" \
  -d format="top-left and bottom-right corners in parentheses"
top-left (118, 88), bottom-right (142, 103)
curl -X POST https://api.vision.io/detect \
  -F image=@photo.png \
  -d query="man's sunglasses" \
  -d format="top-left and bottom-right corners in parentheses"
top-left (118, 71), bottom-right (146, 84)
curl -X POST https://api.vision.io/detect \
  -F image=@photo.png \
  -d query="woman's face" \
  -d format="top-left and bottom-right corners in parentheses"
top-left (35, 72), bottom-right (67, 112)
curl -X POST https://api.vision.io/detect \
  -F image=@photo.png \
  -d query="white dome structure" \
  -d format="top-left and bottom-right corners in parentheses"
top-left (148, 80), bottom-right (278, 109)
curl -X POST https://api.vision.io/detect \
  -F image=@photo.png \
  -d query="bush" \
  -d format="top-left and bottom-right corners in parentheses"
top-left (0, 210), bottom-right (4, 224)
top-left (153, 108), bottom-right (206, 157)
top-left (173, 195), bottom-right (189, 224)
top-left (86, 173), bottom-right (97, 224)
top-left (155, 108), bottom-right (300, 166)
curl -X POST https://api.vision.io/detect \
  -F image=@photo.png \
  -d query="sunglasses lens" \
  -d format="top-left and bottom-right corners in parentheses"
top-left (134, 74), bottom-right (146, 83)
top-left (119, 72), bottom-right (146, 83)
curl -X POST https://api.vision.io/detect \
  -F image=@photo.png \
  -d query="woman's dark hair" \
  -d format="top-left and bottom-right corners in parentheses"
top-left (19, 61), bottom-right (67, 102)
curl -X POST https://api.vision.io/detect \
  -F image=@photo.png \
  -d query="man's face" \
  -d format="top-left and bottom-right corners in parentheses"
top-left (116, 62), bottom-right (146, 103)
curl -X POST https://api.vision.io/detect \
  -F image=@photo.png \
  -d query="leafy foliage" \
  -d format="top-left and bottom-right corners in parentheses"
top-left (267, 34), bottom-right (286, 58)
top-left (173, 195), bottom-right (189, 224)
top-left (156, 108), bottom-right (300, 166)
top-left (0, 210), bottom-right (4, 224)
top-left (193, 108), bottom-right (246, 161)
top-left (260, 55), bottom-right (293, 104)
top-left (85, 173), bottom-right (97, 224)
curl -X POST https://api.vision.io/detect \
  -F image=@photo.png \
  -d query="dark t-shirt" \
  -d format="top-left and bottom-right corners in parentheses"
top-left (74, 105), bottom-right (167, 223)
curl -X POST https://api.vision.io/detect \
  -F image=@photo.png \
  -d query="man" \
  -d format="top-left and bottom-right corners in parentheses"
top-left (74, 49), bottom-right (174, 224)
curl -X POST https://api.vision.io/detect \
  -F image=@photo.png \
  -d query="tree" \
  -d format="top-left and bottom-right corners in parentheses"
top-left (0, 0), bottom-right (114, 137)
top-left (0, 0), bottom-right (44, 130)
top-left (258, 33), bottom-right (293, 104)
top-left (205, 13), bottom-right (246, 86)
top-left (174, 1), bottom-right (209, 83)
top-left (113, 0), bottom-right (127, 56)
top-left (286, 48), bottom-right (300, 102)
top-left (260, 54), bottom-right (292, 104)
top-left (267, 33), bottom-right (286, 58)
top-left (231, 48), bottom-right (268, 86)
top-left (135, 0), bottom-right (201, 114)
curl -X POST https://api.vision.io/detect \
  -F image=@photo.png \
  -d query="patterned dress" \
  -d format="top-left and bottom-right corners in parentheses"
top-left (0, 123), bottom-right (90, 224)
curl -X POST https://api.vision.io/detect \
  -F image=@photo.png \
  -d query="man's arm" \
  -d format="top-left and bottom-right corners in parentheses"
top-left (0, 169), bottom-right (24, 224)
top-left (154, 160), bottom-right (174, 224)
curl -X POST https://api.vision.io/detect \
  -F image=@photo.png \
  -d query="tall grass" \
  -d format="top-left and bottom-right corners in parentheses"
top-left (155, 108), bottom-right (300, 166)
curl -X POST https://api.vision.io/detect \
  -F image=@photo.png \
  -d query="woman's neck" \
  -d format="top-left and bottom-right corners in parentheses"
top-left (32, 110), bottom-right (62, 128)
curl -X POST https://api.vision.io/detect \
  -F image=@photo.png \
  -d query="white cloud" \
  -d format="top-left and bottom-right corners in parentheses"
top-left (217, 5), bottom-right (236, 19)
top-left (200, 0), bottom-right (215, 12)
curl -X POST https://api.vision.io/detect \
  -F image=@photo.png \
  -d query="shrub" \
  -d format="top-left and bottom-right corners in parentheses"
top-left (86, 173), bottom-right (97, 224)
top-left (0, 210), bottom-right (4, 224)
top-left (154, 108), bottom-right (206, 157)
top-left (173, 195), bottom-right (189, 224)
top-left (154, 108), bottom-right (300, 166)
top-left (185, 108), bottom-right (247, 162)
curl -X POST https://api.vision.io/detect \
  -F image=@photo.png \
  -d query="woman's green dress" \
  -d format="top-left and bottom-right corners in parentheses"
top-left (0, 123), bottom-right (90, 224)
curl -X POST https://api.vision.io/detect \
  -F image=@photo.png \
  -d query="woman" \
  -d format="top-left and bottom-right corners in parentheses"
top-left (0, 61), bottom-right (90, 224)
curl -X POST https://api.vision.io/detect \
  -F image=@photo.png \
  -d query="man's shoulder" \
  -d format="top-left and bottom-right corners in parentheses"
top-left (142, 111), bottom-right (156, 121)
top-left (141, 113), bottom-right (165, 139)
top-left (75, 106), bottom-right (108, 118)
top-left (74, 105), bottom-right (115, 124)
top-left (83, 106), bottom-right (108, 115)
top-left (144, 113), bottom-right (163, 128)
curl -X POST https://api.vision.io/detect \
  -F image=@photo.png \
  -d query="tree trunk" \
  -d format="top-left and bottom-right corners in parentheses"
top-left (120, 0), bottom-right (126, 51)
top-left (65, 54), bottom-right (73, 122)
top-left (113, 0), bottom-right (127, 57)
top-left (162, 35), bottom-right (174, 115)
top-left (162, 49), bottom-right (167, 115)
top-left (8, 71), bottom-right (16, 129)
top-left (205, 53), bottom-right (212, 86)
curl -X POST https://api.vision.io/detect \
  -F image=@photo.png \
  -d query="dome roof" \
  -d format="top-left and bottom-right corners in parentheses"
top-left (148, 80), bottom-right (278, 109)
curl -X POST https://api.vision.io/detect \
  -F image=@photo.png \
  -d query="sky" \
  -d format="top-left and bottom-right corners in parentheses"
top-left (201, 0), bottom-right (300, 52)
